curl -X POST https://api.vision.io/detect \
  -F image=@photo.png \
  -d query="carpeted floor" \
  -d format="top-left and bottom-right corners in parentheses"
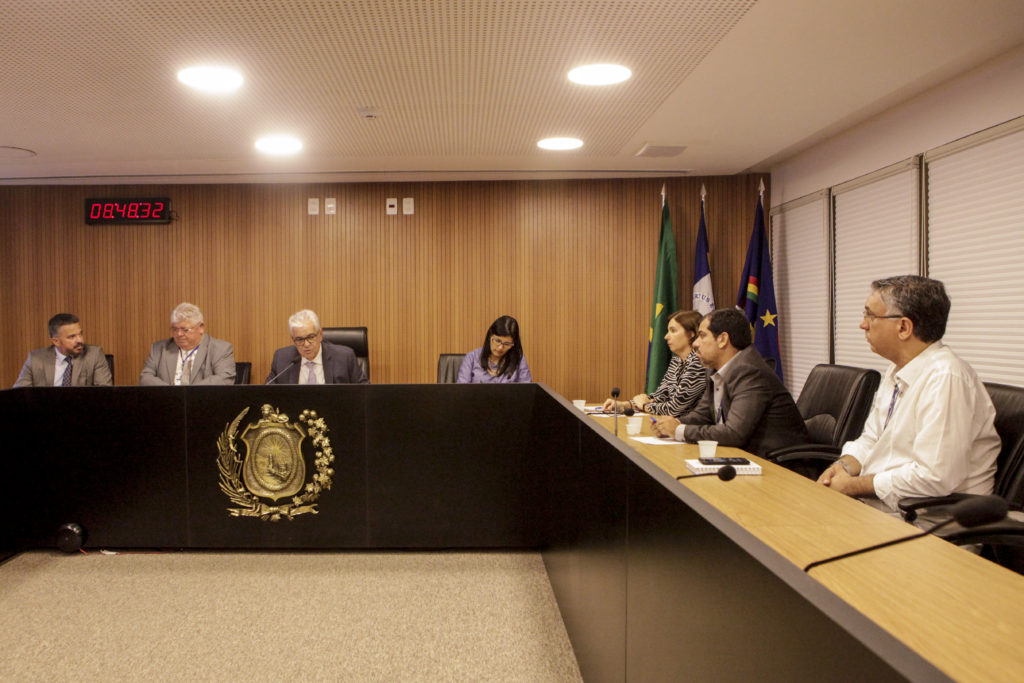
top-left (0, 550), bottom-right (582, 682)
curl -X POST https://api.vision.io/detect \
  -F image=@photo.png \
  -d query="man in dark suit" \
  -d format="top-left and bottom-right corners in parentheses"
top-left (14, 313), bottom-right (112, 387)
top-left (139, 302), bottom-right (235, 385)
top-left (266, 309), bottom-right (368, 384)
top-left (652, 308), bottom-right (807, 456)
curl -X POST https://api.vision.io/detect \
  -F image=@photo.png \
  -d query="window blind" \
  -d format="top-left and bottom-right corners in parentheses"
top-left (770, 192), bottom-right (830, 399)
top-left (832, 160), bottom-right (920, 374)
top-left (926, 117), bottom-right (1024, 387)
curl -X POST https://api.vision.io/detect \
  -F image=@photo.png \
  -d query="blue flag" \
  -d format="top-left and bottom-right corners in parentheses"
top-left (692, 197), bottom-right (715, 315)
top-left (735, 193), bottom-right (782, 380)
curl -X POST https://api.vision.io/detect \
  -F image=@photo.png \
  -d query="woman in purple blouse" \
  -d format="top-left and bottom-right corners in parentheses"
top-left (457, 315), bottom-right (533, 383)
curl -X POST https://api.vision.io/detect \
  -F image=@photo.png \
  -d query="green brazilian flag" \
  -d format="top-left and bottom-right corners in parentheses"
top-left (645, 200), bottom-right (679, 394)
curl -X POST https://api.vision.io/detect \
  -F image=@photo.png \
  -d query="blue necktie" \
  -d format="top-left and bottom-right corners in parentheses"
top-left (883, 384), bottom-right (900, 430)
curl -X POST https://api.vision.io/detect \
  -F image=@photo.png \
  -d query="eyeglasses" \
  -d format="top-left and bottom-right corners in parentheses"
top-left (862, 309), bottom-right (904, 322)
top-left (171, 326), bottom-right (195, 335)
top-left (490, 338), bottom-right (514, 349)
top-left (292, 333), bottom-right (319, 345)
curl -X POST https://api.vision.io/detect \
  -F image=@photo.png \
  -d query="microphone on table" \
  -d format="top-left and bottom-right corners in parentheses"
top-left (611, 387), bottom-right (620, 435)
top-left (265, 359), bottom-right (298, 385)
top-left (803, 495), bottom-right (1008, 572)
top-left (677, 464), bottom-right (737, 482)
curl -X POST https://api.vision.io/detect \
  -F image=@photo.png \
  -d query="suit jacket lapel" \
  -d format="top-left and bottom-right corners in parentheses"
top-left (43, 347), bottom-right (57, 386)
top-left (320, 343), bottom-right (335, 384)
top-left (71, 348), bottom-right (84, 386)
top-left (189, 335), bottom-right (210, 382)
top-left (162, 339), bottom-right (178, 383)
top-left (287, 360), bottom-right (302, 384)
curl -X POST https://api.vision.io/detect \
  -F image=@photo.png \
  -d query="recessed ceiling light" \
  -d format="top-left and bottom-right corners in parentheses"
top-left (568, 64), bottom-right (631, 86)
top-left (177, 66), bottom-right (244, 94)
top-left (537, 137), bottom-right (583, 151)
top-left (255, 135), bottom-right (303, 155)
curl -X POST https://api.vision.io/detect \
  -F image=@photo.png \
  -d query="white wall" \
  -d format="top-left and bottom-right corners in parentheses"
top-left (770, 44), bottom-right (1024, 207)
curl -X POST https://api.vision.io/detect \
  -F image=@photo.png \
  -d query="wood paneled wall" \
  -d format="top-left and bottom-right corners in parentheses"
top-left (0, 176), bottom-right (768, 400)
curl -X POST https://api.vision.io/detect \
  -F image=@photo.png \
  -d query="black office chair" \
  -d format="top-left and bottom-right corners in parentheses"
top-left (898, 382), bottom-right (1024, 574)
top-left (104, 354), bottom-right (114, 384)
top-left (767, 364), bottom-right (881, 479)
top-left (234, 362), bottom-right (252, 385)
top-left (321, 326), bottom-right (369, 381)
top-left (437, 354), bottom-right (465, 383)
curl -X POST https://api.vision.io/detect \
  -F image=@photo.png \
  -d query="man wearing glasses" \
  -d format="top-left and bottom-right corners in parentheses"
top-left (265, 309), bottom-right (367, 385)
top-left (817, 275), bottom-right (999, 526)
top-left (139, 302), bottom-right (236, 385)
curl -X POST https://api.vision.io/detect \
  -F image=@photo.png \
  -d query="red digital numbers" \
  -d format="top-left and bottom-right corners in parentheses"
top-left (85, 198), bottom-right (170, 224)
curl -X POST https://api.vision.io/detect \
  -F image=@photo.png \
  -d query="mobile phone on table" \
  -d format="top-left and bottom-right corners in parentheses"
top-left (698, 456), bottom-right (750, 465)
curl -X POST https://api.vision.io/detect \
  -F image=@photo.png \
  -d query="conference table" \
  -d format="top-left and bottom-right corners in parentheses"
top-left (2, 383), bottom-right (1022, 682)
top-left (584, 410), bottom-right (1024, 683)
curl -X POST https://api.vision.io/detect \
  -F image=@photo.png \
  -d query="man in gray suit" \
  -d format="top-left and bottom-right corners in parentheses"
top-left (266, 309), bottom-right (368, 384)
top-left (139, 302), bottom-right (235, 385)
top-left (14, 313), bottom-right (113, 387)
top-left (652, 308), bottom-right (808, 456)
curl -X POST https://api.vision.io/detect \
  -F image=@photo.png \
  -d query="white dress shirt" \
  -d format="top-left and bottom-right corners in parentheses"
top-left (53, 349), bottom-right (73, 387)
top-left (843, 341), bottom-right (1000, 513)
top-left (303, 348), bottom-right (324, 384)
top-left (175, 346), bottom-right (199, 385)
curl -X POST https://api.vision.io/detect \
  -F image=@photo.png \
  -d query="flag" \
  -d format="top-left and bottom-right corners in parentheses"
top-left (692, 193), bottom-right (715, 315)
top-left (735, 191), bottom-right (783, 380)
top-left (645, 197), bottom-right (679, 394)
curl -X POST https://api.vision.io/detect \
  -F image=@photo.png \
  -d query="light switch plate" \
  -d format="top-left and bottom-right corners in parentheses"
top-left (386, 198), bottom-right (398, 215)
top-left (402, 197), bottom-right (414, 215)
top-left (307, 197), bottom-right (319, 215)
top-left (325, 198), bottom-right (337, 215)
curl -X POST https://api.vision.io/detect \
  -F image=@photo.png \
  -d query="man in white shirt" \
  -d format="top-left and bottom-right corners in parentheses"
top-left (817, 275), bottom-right (999, 525)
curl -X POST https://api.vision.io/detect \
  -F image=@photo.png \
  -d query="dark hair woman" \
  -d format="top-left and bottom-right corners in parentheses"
top-left (457, 315), bottom-right (532, 383)
top-left (602, 310), bottom-right (706, 415)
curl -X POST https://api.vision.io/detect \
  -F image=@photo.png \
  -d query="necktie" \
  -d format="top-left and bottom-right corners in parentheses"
top-left (62, 358), bottom-right (73, 387)
top-left (181, 358), bottom-right (193, 385)
top-left (883, 383), bottom-right (900, 430)
top-left (306, 361), bottom-right (317, 384)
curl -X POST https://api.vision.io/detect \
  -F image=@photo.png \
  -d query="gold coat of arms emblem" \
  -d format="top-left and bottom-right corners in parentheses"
top-left (217, 404), bottom-right (335, 521)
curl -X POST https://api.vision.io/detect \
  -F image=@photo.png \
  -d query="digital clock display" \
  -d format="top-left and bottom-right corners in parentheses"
top-left (85, 198), bottom-right (171, 224)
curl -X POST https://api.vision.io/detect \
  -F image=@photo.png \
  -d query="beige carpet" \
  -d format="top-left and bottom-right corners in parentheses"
top-left (0, 551), bottom-right (582, 682)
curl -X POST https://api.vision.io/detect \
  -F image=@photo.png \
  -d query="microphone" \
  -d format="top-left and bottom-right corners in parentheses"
top-left (265, 359), bottom-right (298, 385)
top-left (804, 495), bottom-right (1008, 572)
top-left (611, 387), bottom-right (620, 436)
top-left (677, 464), bottom-right (737, 482)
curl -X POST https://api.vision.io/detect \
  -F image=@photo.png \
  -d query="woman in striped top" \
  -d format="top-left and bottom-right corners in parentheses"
top-left (603, 310), bottom-right (707, 416)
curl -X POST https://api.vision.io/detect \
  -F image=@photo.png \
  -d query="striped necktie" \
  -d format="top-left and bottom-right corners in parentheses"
top-left (306, 361), bottom-right (317, 384)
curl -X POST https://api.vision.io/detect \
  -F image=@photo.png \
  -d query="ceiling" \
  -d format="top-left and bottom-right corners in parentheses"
top-left (2, 0), bottom-right (1023, 185)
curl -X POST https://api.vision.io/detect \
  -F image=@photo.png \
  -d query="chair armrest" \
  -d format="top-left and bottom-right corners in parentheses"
top-left (897, 493), bottom-right (971, 523)
top-left (770, 447), bottom-right (841, 465)
top-left (942, 519), bottom-right (1024, 547)
top-left (770, 444), bottom-right (839, 464)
